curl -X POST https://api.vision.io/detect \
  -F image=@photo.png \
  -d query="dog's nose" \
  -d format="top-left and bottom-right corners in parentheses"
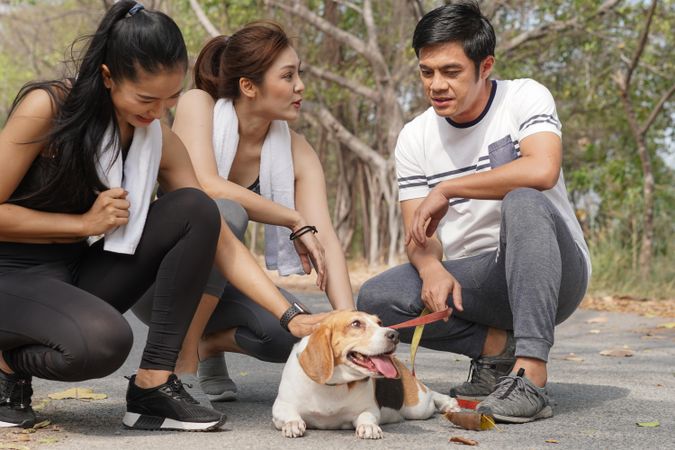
top-left (385, 329), bottom-right (399, 344)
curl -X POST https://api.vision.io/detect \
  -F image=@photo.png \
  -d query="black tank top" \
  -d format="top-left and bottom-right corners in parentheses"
top-left (8, 153), bottom-right (97, 214)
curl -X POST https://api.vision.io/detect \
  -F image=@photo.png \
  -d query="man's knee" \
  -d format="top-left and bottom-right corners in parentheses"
top-left (213, 198), bottom-right (249, 241)
top-left (502, 188), bottom-right (553, 222)
top-left (356, 277), bottom-right (387, 315)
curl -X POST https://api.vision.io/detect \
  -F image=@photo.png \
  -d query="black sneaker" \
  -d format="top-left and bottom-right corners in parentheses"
top-left (450, 331), bottom-right (515, 401)
top-left (123, 374), bottom-right (226, 431)
top-left (0, 369), bottom-right (35, 428)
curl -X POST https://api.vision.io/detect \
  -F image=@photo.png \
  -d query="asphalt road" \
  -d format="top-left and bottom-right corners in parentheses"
top-left (17, 293), bottom-right (675, 450)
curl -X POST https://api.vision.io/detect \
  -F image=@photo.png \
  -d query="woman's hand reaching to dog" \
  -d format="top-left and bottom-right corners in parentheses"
top-left (287, 312), bottom-right (329, 338)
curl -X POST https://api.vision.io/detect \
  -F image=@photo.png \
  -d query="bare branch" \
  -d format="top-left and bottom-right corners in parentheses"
top-left (640, 82), bottom-right (675, 136)
top-left (305, 64), bottom-right (380, 102)
top-left (332, 0), bottom-right (362, 15)
top-left (406, 0), bottom-right (424, 21)
top-left (625, 0), bottom-right (658, 89)
top-left (267, 0), bottom-right (392, 83)
top-left (266, 0), bottom-right (370, 57)
top-left (481, 0), bottom-right (506, 21)
top-left (303, 101), bottom-right (388, 172)
top-left (189, 0), bottom-right (221, 38)
top-left (499, 0), bottom-right (621, 55)
top-left (362, 0), bottom-right (378, 50)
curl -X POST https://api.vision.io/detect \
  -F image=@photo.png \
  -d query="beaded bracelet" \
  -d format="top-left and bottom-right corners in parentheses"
top-left (289, 225), bottom-right (318, 241)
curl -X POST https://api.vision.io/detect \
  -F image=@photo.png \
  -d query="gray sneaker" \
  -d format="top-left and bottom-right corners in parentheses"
top-left (198, 355), bottom-right (237, 402)
top-left (477, 368), bottom-right (553, 423)
top-left (450, 331), bottom-right (515, 401)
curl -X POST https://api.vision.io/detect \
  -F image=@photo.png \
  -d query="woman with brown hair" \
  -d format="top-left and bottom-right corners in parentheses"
top-left (170, 21), bottom-right (354, 401)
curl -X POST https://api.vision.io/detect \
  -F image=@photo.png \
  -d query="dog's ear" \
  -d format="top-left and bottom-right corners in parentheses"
top-left (298, 325), bottom-right (334, 384)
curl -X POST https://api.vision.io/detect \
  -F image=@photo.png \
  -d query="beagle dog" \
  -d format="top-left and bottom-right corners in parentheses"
top-left (272, 310), bottom-right (459, 439)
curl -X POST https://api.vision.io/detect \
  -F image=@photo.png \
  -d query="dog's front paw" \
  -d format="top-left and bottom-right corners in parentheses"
top-left (281, 419), bottom-right (306, 438)
top-left (355, 423), bottom-right (383, 439)
top-left (439, 396), bottom-right (461, 413)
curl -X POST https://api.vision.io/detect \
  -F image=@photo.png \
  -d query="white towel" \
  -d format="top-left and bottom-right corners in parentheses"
top-left (213, 98), bottom-right (303, 276)
top-left (95, 120), bottom-right (163, 255)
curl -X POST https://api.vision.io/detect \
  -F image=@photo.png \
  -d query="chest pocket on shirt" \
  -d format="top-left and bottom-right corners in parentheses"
top-left (488, 135), bottom-right (518, 169)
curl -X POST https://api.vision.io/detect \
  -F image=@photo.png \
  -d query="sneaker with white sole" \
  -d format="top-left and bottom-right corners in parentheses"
top-left (0, 369), bottom-right (35, 428)
top-left (198, 355), bottom-right (237, 402)
top-left (450, 331), bottom-right (515, 401)
top-left (123, 374), bottom-right (226, 431)
top-left (476, 368), bottom-right (553, 423)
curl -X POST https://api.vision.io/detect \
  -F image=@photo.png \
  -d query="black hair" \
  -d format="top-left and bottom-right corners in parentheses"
top-left (7, 1), bottom-right (187, 213)
top-left (412, 1), bottom-right (495, 77)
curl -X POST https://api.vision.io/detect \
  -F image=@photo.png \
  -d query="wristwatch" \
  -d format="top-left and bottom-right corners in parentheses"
top-left (280, 301), bottom-right (311, 332)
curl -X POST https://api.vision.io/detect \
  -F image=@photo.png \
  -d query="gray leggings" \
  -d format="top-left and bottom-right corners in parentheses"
top-left (132, 199), bottom-right (297, 363)
top-left (357, 188), bottom-right (588, 362)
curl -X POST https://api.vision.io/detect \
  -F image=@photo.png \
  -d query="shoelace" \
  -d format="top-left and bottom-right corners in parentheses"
top-left (495, 374), bottom-right (527, 400)
top-left (165, 377), bottom-right (198, 404)
top-left (466, 359), bottom-right (496, 383)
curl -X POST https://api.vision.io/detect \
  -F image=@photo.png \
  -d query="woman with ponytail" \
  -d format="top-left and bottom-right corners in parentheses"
top-left (156, 21), bottom-right (355, 402)
top-left (0, 3), bottom-right (323, 431)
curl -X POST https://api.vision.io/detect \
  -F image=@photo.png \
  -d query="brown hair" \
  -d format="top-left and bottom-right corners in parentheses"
top-left (194, 20), bottom-right (291, 100)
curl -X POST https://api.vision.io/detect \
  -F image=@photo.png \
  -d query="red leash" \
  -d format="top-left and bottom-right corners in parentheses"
top-left (387, 308), bottom-right (451, 378)
top-left (389, 308), bottom-right (452, 329)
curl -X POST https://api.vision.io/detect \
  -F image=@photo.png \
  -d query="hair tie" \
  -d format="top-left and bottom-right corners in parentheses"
top-left (126, 3), bottom-right (145, 17)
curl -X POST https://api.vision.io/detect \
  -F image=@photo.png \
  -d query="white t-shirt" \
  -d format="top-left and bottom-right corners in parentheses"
top-left (396, 78), bottom-right (591, 275)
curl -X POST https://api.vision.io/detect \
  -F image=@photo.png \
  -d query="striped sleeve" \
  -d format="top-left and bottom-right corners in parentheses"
top-left (395, 125), bottom-right (429, 201)
top-left (515, 79), bottom-right (562, 142)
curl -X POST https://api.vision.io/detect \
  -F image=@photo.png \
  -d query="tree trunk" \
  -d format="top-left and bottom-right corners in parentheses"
top-left (636, 138), bottom-right (654, 275)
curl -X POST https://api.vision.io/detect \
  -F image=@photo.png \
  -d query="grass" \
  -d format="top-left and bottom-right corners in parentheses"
top-left (587, 237), bottom-right (675, 300)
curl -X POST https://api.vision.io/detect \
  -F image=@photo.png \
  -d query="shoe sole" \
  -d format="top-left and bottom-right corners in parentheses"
top-left (488, 405), bottom-right (554, 424)
top-left (206, 390), bottom-right (237, 402)
top-left (0, 419), bottom-right (35, 428)
top-left (122, 412), bottom-right (226, 431)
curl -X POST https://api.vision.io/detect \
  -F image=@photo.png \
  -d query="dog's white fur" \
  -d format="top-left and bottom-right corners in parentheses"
top-left (272, 311), bottom-right (459, 439)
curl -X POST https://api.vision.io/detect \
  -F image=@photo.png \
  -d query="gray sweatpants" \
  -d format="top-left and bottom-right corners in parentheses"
top-left (132, 198), bottom-right (298, 363)
top-left (357, 188), bottom-right (588, 362)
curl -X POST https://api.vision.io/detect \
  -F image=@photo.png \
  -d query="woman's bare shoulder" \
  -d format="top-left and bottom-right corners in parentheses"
top-left (290, 129), bottom-right (314, 154)
top-left (177, 89), bottom-right (216, 110)
top-left (10, 88), bottom-right (59, 121)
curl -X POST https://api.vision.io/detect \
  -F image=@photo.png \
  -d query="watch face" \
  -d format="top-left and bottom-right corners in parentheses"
top-left (293, 301), bottom-right (309, 314)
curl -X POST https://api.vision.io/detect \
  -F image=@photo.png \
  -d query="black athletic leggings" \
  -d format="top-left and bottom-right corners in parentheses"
top-left (0, 188), bottom-right (220, 381)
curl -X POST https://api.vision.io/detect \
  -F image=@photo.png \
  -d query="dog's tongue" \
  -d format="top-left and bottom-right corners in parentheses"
top-left (370, 355), bottom-right (397, 378)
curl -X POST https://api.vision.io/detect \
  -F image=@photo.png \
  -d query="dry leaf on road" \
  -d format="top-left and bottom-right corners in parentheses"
top-left (450, 436), bottom-right (479, 446)
top-left (586, 317), bottom-right (608, 324)
top-left (555, 353), bottom-right (584, 362)
top-left (636, 421), bottom-right (660, 427)
top-left (445, 411), bottom-right (495, 431)
top-left (0, 444), bottom-right (30, 450)
top-left (48, 388), bottom-right (107, 401)
top-left (600, 348), bottom-right (634, 357)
